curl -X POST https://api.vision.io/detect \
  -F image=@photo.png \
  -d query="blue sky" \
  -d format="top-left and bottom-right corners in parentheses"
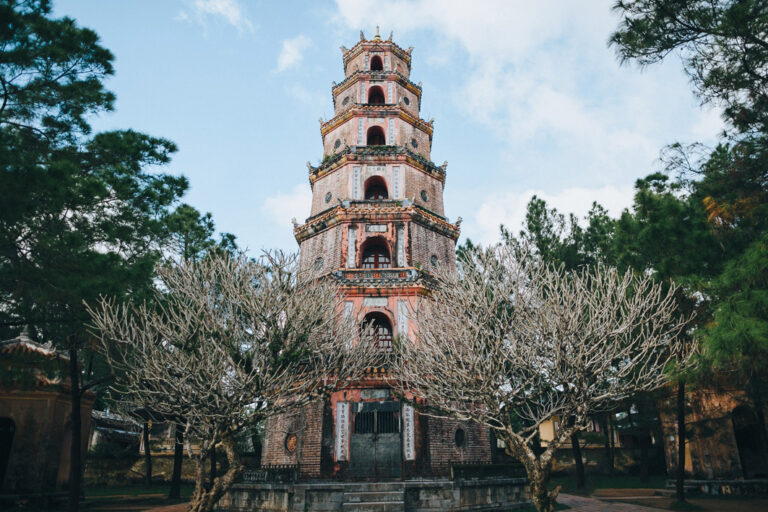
top-left (56, 0), bottom-right (723, 253)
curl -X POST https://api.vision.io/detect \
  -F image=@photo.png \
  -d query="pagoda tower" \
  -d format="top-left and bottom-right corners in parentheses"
top-left (260, 29), bottom-right (492, 480)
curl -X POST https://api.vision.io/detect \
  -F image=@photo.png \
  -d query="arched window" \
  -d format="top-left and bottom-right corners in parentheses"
top-left (366, 126), bottom-right (386, 145)
top-left (361, 239), bottom-right (391, 269)
top-left (367, 86), bottom-right (385, 105)
top-left (364, 176), bottom-right (388, 200)
top-left (363, 312), bottom-right (392, 351)
top-left (370, 55), bottom-right (383, 71)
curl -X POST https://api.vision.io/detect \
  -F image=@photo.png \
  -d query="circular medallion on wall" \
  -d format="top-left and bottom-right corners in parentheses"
top-left (454, 428), bottom-right (466, 448)
top-left (314, 257), bottom-right (324, 271)
top-left (430, 255), bottom-right (438, 267)
top-left (285, 433), bottom-right (297, 453)
top-left (411, 138), bottom-right (418, 149)
top-left (420, 190), bottom-right (428, 202)
top-left (342, 96), bottom-right (350, 106)
top-left (403, 96), bottom-right (410, 106)
top-left (325, 192), bottom-right (332, 203)
top-left (334, 139), bottom-right (341, 149)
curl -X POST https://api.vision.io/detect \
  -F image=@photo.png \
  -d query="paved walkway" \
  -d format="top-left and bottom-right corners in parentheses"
top-left (558, 493), bottom-right (662, 511)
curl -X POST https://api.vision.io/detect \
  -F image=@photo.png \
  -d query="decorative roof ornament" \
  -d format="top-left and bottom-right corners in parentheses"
top-left (373, 26), bottom-right (382, 41)
top-left (340, 45), bottom-right (348, 54)
top-left (407, 46), bottom-right (414, 54)
top-left (388, 31), bottom-right (393, 42)
top-left (360, 30), bottom-right (365, 41)
top-left (456, 216), bottom-right (463, 227)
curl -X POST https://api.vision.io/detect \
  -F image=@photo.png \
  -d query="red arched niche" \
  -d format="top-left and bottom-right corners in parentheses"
top-left (364, 176), bottom-right (388, 200)
top-left (360, 237), bottom-right (391, 269)
top-left (370, 55), bottom-right (383, 71)
top-left (363, 312), bottom-right (392, 351)
top-left (366, 126), bottom-right (386, 145)
top-left (367, 86), bottom-right (385, 104)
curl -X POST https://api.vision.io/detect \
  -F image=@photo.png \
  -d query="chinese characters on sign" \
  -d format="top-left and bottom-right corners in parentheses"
top-left (336, 402), bottom-right (349, 461)
top-left (403, 404), bottom-right (415, 460)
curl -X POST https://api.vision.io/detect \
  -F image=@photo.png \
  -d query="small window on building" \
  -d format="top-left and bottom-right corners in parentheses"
top-left (411, 138), bottom-right (418, 148)
top-left (420, 190), bottom-right (428, 202)
top-left (325, 192), bottom-right (332, 203)
top-left (455, 428), bottom-right (466, 448)
top-left (366, 126), bottom-right (386, 146)
top-left (313, 257), bottom-right (324, 271)
top-left (367, 86), bottom-right (385, 105)
top-left (342, 96), bottom-right (350, 106)
top-left (370, 55), bottom-right (383, 71)
top-left (362, 241), bottom-right (391, 269)
top-left (403, 96), bottom-right (410, 106)
top-left (363, 312), bottom-right (393, 351)
top-left (334, 139), bottom-right (341, 149)
top-left (364, 176), bottom-right (388, 200)
top-left (430, 255), bottom-right (438, 267)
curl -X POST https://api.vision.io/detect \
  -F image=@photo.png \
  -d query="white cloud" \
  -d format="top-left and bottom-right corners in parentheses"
top-left (276, 35), bottom-right (312, 72)
top-left (179, 0), bottom-right (254, 34)
top-left (468, 185), bottom-right (635, 246)
top-left (262, 183), bottom-right (312, 229)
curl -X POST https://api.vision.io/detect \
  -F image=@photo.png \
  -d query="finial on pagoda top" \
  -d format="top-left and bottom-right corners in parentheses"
top-left (373, 26), bottom-right (382, 41)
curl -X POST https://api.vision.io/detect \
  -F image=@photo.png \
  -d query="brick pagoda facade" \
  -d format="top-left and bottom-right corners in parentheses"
top-left (260, 29), bottom-right (492, 481)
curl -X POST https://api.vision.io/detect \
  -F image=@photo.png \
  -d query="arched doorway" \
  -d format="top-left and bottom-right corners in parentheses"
top-left (367, 86), bottom-right (385, 104)
top-left (0, 418), bottom-right (15, 489)
top-left (366, 126), bottom-right (386, 145)
top-left (364, 176), bottom-right (388, 200)
top-left (732, 405), bottom-right (767, 478)
top-left (361, 239), bottom-right (391, 269)
top-left (370, 55), bottom-right (383, 71)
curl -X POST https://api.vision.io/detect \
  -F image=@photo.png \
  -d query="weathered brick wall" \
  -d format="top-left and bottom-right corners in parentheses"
top-left (403, 166), bottom-right (444, 216)
top-left (408, 222), bottom-right (456, 270)
top-left (344, 50), bottom-right (410, 79)
top-left (309, 163), bottom-right (444, 217)
top-left (333, 80), bottom-right (421, 118)
top-left (298, 226), bottom-right (342, 272)
top-left (322, 116), bottom-right (432, 160)
top-left (260, 402), bottom-right (324, 478)
top-left (427, 416), bottom-right (492, 476)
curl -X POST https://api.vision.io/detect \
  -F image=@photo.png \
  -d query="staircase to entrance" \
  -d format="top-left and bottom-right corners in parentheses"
top-left (342, 482), bottom-right (404, 512)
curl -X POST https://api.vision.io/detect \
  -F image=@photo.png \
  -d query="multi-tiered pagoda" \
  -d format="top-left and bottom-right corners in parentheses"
top-left (260, 28), bottom-right (491, 481)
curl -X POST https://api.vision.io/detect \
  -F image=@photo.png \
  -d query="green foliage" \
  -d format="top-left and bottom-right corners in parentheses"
top-left (501, 196), bottom-right (616, 270)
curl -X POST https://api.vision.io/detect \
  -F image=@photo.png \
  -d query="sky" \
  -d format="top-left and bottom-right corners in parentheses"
top-left (55, 0), bottom-right (724, 253)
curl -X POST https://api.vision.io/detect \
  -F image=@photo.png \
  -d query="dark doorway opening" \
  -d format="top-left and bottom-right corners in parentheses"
top-left (363, 312), bottom-right (393, 351)
top-left (733, 405), bottom-right (768, 478)
top-left (370, 55), bottom-right (383, 71)
top-left (364, 176), bottom-right (388, 200)
top-left (367, 86), bottom-right (385, 105)
top-left (366, 126), bottom-right (386, 145)
top-left (0, 418), bottom-right (15, 488)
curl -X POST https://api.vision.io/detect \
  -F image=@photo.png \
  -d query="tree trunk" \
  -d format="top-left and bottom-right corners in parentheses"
top-left (188, 436), bottom-right (244, 512)
top-left (143, 421), bottom-right (152, 486)
top-left (209, 446), bottom-right (216, 488)
top-left (169, 424), bottom-right (184, 500)
top-left (609, 415), bottom-right (616, 475)
top-left (570, 431), bottom-right (586, 490)
top-left (601, 416), bottom-right (613, 475)
top-left (676, 379), bottom-right (686, 504)
top-left (68, 347), bottom-right (81, 512)
top-left (639, 430), bottom-right (650, 483)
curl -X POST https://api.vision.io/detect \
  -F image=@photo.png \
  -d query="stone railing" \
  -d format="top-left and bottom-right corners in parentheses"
top-left (241, 464), bottom-right (299, 484)
top-left (332, 268), bottom-right (421, 286)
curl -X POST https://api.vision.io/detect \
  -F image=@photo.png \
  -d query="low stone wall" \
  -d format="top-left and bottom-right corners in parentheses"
top-left (667, 478), bottom-right (768, 496)
top-left (217, 478), bottom-right (529, 511)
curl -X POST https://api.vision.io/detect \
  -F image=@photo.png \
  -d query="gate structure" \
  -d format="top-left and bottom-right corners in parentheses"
top-left (349, 401), bottom-right (401, 479)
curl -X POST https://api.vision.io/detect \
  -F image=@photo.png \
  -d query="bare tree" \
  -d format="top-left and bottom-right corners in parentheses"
top-left (393, 246), bottom-right (692, 512)
top-left (87, 252), bottom-right (380, 512)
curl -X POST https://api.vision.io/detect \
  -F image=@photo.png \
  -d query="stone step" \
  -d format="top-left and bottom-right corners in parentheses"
top-left (341, 482), bottom-right (404, 492)
top-left (343, 491), bottom-right (404, 503)
top-left (341, 501), bottom-right (405, 512)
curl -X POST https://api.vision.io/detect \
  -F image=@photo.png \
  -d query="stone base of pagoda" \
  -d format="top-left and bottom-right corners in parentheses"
top-left (216, 477), bottom-right (529, 511)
